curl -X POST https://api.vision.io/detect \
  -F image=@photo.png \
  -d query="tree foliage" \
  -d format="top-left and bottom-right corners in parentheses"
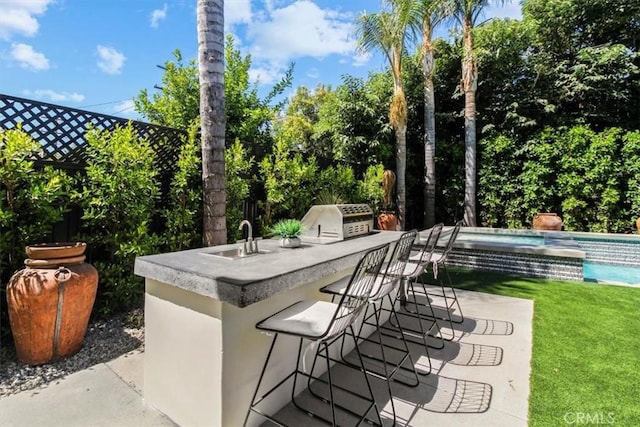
top-left (77, 123), bottom-right (160, 314)
top-left (259, 137), bottom-right (318, 225)
top-left (134, 50), bottom-right (199, 131)
top-left (134, 35), bottom-right (293, 153)
top-left (0, 126), bottom-right (73, 281)
top-left (163, 122), bottom-right (202, 251)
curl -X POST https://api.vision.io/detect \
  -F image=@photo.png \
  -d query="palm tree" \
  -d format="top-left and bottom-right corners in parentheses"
top-left (356, 0), bottom-right (414, 230)
top-left (197, 0), bottom-right (227, 245)
top-left (451, 0), bottom-right (501, 227)
top-left (414, 0), bottom-right (448, 228)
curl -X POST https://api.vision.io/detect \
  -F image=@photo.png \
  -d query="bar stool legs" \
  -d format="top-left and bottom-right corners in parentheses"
top-left (354, 291), bottom-right (421, 386)
top-left (244, 244), bottom-right (390, 427)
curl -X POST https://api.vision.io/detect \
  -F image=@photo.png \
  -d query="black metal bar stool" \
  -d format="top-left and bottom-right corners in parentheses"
top-left (411, 220), bottom-right (465, 339)
top-left (318, 230), bottom-right (421, 424)
top-left (243, 243), bottom-right (390, 427)
top-left (387, 223), bottom-right (446, 356)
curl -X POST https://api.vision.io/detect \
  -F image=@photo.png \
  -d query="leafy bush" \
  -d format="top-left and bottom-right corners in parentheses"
top-left (622, 131), bottom-right (640, 229)
top-left (0, 127), bottom-right (73, 278)
top-left (357, 164), bottom-right (385, 214)
top-left (0, 126), bottom-right (73, 341)
top-left (314, 164), bottom-right (359, 205)
top-left (479, 134), bottom-right (525, 228)
top-left (76, 123), bottom-right (160, 316)
top-left (163, 122), bottom-right (202, 251)
top-left (226, 139), bottom-right (255, 242)
top-left (477, 125), bottom-right (640, 232)
top-left (259, 138), bottom-right (317, 226)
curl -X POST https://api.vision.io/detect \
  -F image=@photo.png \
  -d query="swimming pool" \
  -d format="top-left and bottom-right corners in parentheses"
top-left (435, 227), bottom-right (640, 286)
top-left (583, 262), bottom-right (640, 286)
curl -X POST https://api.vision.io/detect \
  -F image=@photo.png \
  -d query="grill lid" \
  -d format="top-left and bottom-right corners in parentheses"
top-left (300, 204), bottom-right (374, 244)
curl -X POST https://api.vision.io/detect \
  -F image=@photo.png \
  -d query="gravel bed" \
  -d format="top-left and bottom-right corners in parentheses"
top-left (0, 309), bottom-right (144, 398)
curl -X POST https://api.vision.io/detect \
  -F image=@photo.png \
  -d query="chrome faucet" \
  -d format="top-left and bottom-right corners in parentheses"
top-left (238, 220), bottom-right (257, 254)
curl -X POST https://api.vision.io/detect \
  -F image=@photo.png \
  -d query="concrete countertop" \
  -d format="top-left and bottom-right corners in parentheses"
top-left (134, 230), bottom-right (403, 308)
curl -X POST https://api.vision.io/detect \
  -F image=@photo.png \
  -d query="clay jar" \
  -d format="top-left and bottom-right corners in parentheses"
top-left (532, 213), bottom-right (563, 231)
top-left (377, 211), bottom-right (398, 231)
top-left (6, 243), bottom-right (98, 365)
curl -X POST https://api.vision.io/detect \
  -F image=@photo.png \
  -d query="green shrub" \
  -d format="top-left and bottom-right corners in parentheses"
top-left (259, 137), bottom-right (317, 226)
top-left (0, 126), bottom-right (73, 278)
top-left (0, 126), bottom-right (73, 341)
top-left (226, 139), bottom-right (254, 242)
top-left (622, 130), bottom-right (640, 229)
top-left (76, 123), bottom-right (160, 316)
top-left (357, 164), bottom-right (385, 214)
top-left (163, 122), bottom-right (202, 251)
top-left (314, 164), bottom-right (359, 205)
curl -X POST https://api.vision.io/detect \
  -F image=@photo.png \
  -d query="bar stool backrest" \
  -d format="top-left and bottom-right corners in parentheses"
top-left (325, 243), bottom-right (390, 340)
top-left (371, 230), bottom-right (418, 300)
top-left (439, 220), bottom-right (464, 261)
top-left (415, 223), bottom-right (444, 265)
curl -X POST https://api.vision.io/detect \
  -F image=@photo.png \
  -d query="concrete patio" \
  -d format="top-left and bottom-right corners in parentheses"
top-left (0, 288), bottom-right (532, 427)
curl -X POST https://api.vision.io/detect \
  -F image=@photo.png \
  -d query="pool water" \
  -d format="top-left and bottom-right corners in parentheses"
top-left (583, 262), bottom-right (640, 286)
top-left (457, 231), bottom-right (640, 285)
top-left (456, 233), bottom-right (544, 246)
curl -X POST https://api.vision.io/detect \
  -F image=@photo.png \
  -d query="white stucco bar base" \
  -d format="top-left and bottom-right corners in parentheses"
top-left (136, 231), bottom-right (402, 427)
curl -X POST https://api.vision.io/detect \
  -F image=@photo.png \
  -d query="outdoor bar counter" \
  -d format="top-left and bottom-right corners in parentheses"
top-left (134, 230), bottom-right (402, 427)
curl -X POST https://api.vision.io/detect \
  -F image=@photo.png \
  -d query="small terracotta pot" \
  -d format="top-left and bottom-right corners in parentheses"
top-left (377, 212), bottom-right (398, 231)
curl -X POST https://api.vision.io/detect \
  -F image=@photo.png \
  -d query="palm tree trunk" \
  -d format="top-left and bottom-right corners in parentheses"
top-left (197, 0), bottom-right (227, 246)
top-left (391, 56), bottom-right (407, 231)
top-left (396, 122), bottom-right (407, 230)
top-left (461, 17), bottom-right (477, 227)
top-left (422, 23), bottom-right (436, 228)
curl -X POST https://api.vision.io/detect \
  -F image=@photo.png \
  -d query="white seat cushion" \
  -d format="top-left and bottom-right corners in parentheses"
top-left (320, 275), bottom-right (351, 296)
top-left (431, 252), bottom-right (445, 263)
top-left (256, 300), bottom-right (338, 339)
top-left (322, 274), bottom-right (398, 302)
top-left (403, 261), bottom-right (424, 278)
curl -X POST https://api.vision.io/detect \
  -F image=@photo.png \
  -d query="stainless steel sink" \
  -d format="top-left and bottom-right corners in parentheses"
top-left (202, 248), bottom-right (271, 260)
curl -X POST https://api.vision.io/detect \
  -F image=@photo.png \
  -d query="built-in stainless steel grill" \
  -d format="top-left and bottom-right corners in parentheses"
top-left (300, 204), bottom-right (375, 244)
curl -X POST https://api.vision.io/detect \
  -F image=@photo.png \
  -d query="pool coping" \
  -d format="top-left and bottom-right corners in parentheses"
top-left (432, 226), bottom-right (640, 284)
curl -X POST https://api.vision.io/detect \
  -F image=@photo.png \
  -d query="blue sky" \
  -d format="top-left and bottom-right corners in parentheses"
top-left (0, 0), bottom-right (521, 121)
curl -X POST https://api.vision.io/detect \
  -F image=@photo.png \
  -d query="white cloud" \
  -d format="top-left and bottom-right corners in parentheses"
top-left (244, 1), bottom-right (356, 88)
top-left (10, 43), bottom-right (49, 71)
top-left (352, 50), bottom-right (371, 67)
top-left (247, 0), bottom-right (355, 62)
top-left (113, 99), bottom-right (135, 114)
top-left (96, 45), bottom-right (126, 74)
top-left (150, 4), bottom-right (168, 28)
top-left (0, 0), bottom-right (53, 40)
top-left (23, 89), bottom-right (85, 103)
top-left (248, 64), bottom-right (283, 86)
top-left (225, 0), bottom-right (251, 29)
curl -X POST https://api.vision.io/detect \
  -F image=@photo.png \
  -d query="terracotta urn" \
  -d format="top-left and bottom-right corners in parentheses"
top-left (6, 242), bottom-right (98, 365)
top-left (636, 217), bottom-right (640, 234)
top-left (532, 213), bottom-right (563, 231)
top-left (377, 211), bottom-right (398, 231)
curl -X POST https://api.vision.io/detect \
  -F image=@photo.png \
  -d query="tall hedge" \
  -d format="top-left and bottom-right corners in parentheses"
top-left (479, 125), bottom-right (640, 232)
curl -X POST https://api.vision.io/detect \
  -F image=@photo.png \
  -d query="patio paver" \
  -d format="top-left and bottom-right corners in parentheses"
top-left (0, 288), bottom-right (532, 427)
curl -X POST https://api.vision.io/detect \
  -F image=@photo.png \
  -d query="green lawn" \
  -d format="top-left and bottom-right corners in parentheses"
top-left (449, 270), bottom-right (640, 427)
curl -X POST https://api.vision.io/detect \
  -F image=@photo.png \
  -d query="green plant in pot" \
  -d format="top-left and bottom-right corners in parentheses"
top-left (269, 219), bottom-right (305, 248)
